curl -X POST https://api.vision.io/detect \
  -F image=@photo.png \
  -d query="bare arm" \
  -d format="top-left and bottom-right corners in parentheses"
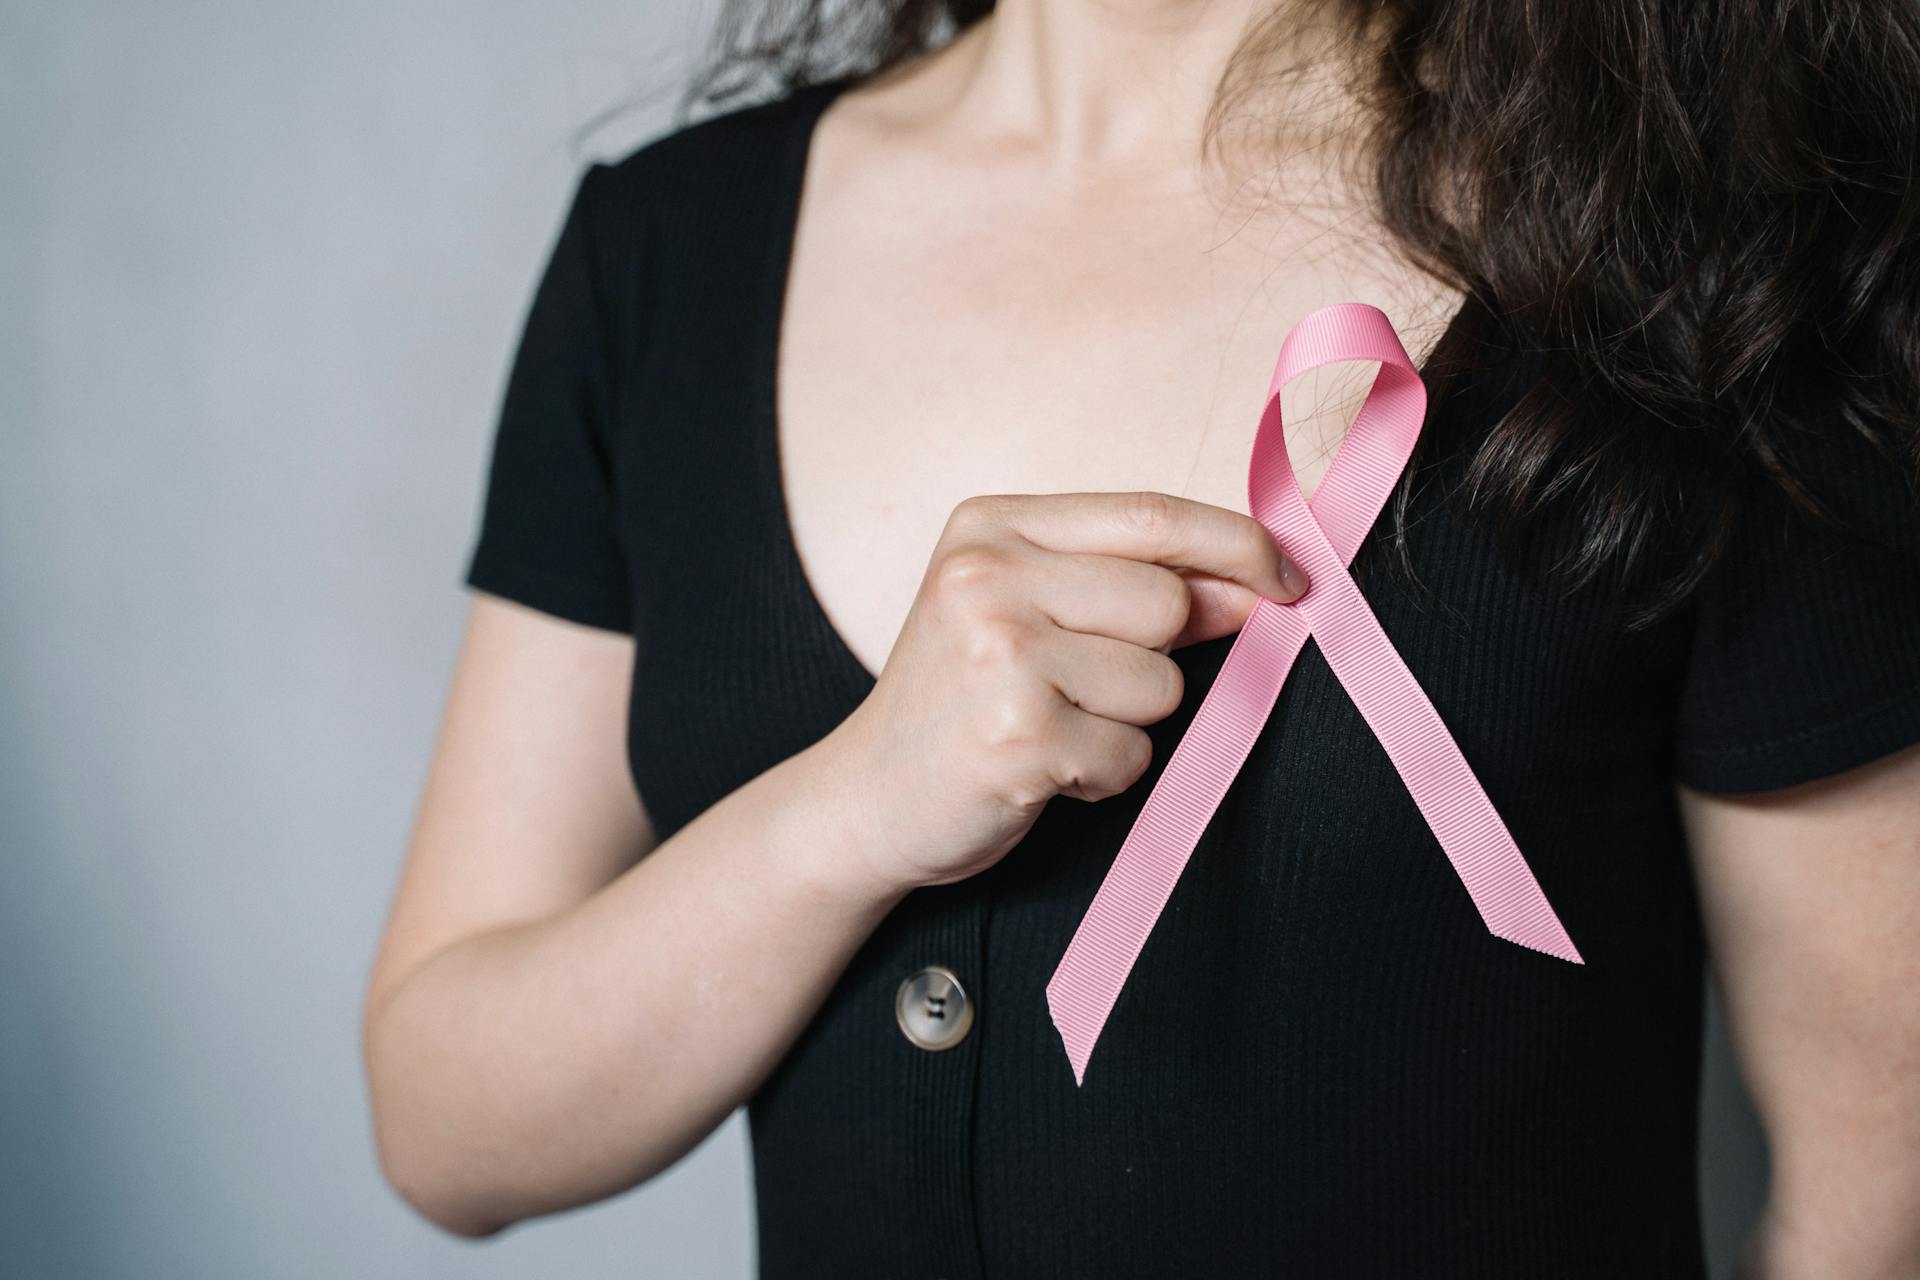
top-left (362, 491), bottom-right (1303, 1239)
top-left (1680, 742), bottom-right (1920, 1279)
top-left (360, 593), bottom-right (910, 1238)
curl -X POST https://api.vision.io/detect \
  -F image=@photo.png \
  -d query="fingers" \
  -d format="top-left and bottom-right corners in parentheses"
top-left (987, 544), bottom-right (1194, 650)
top-left (938, 634), bottom-right (1161, 807)
top-left (1036, 627), bottom-right (1187, 726)
top-left (950, 490), bottom-right (1309, 605)
top-left (1042, 700), bottom-right (1157, 803)
top-left (1169, 571), bottom-right (1274, 649)
top-left (923, 536), bottom-right (1268, 659)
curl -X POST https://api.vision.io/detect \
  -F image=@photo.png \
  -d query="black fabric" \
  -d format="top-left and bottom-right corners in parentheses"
top-left (463, 74), bottom-right (1920, 1279)
top-left (466, 161), bottom-right (634, 636)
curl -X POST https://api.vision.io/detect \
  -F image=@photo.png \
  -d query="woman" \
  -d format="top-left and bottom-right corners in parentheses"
top-left (361, 0), bottom-right (1920, 1275)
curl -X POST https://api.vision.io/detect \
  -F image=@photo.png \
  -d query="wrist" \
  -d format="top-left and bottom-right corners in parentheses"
top-left (770, 727), bottom-right (922, 912)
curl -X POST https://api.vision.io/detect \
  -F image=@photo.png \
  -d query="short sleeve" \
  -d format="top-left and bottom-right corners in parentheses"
top-left (1673, 383), bottom-right (1920, 793)
top-left (463, 161), bottom-right (633, 634)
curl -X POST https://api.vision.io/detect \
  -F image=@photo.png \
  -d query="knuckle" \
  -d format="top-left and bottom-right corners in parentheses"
top-left (947, 493), bottom-right (1009, 535)
top-left (962, 616), bottom-right (1030, 672)
top-left (1149, 571), bottom-right (1193, 644)
top-left (1052, 760), bottom-right (1094, 802)
top-left (929, 542), bottom-right (1012, 602)
top-left (1118, 489), bottom-right (1176, 540)
top-left (1048, 741), bottom-right (1098, 801)
top-left (1067, 728), bottom-right (1152, 801)
top-left (1006, 776), bottom-right (1057, 812)
top-left (978, 687), bottom-right (1046, 753)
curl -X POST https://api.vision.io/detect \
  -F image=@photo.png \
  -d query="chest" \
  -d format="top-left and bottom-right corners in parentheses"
top-left (614, 110), bottom-right (1692, 849)
top-left (771, 147), bottom-right (1470, 681)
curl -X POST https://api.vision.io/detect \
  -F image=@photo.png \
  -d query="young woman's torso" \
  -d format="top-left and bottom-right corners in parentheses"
top-left (604, 49), bottom-right (1712, 1280)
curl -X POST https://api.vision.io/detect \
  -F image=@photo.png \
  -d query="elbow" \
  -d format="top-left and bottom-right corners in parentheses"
top-left (362, 1006), bottom-right (511, 1241)
top-left (375, 1137), bottom-right (507, 1240)
top-left (366, 1079), bottom-right (512, 1240)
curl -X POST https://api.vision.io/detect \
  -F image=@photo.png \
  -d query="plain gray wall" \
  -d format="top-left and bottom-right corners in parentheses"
top-left (1, 3), bottom-right (1768, 1276)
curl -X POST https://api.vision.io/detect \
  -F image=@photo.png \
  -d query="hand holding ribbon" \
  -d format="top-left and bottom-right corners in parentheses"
top-left (1044, 301), bottom-right (1584, 1088)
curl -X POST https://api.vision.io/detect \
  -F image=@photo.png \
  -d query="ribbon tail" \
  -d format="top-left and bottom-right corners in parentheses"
top-left (1306, 569), bottom-right (1584, 965)
top-left (1046, 301), bottom-right (1582, 1095)
top-left (1045, 601), bottom-right (1313, 1085)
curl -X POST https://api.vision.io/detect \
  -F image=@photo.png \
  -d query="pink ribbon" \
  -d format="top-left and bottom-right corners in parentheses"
top-left (1044, 301), bottom-right (1584, 1088)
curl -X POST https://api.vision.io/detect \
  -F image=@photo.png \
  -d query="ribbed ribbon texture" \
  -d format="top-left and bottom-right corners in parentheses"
top-left (1044, 302), bottom-right (1584, 1088)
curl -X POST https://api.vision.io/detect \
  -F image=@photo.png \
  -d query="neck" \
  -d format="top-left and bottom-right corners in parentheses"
top-left (936, 0), bottom-right (1359, 180)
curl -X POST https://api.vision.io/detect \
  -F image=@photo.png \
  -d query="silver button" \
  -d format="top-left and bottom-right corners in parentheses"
top-left (894, 964), bottom-right (973, 1051)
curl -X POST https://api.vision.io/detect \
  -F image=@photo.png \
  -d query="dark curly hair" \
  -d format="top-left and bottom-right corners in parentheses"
top-left (665, 0), bottom-right (1920, 629)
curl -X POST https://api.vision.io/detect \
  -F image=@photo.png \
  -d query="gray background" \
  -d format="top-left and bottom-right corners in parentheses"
top-left (1, 3), bottom-right (1768, 1276)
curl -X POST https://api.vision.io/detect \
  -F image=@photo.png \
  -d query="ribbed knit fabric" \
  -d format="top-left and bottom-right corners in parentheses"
top-left (464, 74), bottom-right (1920, 1280)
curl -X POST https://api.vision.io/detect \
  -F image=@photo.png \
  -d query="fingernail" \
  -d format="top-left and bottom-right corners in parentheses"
top-left (1275, 553), bottom-right (1310, 601)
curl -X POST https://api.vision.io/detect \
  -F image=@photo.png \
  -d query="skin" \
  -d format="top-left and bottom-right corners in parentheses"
top-left (1682, 757), bottom-right (1920, 1279)
top-left (360, 0), bottom-right (1920, 1267)
top-left (363, 497), bottom-right (1299, 1237)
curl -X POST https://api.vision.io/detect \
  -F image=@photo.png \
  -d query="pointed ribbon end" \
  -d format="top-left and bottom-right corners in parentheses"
top-left (1046, 980), bottom-right (1096, 1087)
top-left (1494, 916), bottom-right (1585, 966)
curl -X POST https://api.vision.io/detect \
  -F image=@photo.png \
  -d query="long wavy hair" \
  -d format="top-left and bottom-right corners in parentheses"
top-left (668, 0), bottom-right (1919, 629)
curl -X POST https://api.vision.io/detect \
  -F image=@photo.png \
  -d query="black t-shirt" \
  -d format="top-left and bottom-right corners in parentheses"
top-left (464, 74), bottom-right (1920, 1279)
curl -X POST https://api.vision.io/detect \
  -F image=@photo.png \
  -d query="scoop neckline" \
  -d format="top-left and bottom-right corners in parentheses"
top-left (753, 75), bottom-right (886, 697)
top-left (753, 73), bottom-right (1507, 698)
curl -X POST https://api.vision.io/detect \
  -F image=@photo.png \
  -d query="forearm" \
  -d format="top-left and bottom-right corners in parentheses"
top-left (1732, 1073), bottom-right (1920, 1279)
top-left (1735, 1201), bottom-right (1920, 1280)
top-left (363, 731), bottom-right (909, 1238)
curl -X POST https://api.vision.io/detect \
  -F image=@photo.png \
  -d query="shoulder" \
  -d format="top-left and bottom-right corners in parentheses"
top-left (1763, 360), bottom-right (1920, 551)
top-left (581, 78), bottom-right (843, 229)
top-left (550, 78), bottom-right (846, 362)
top-left (1672, 353), bottom-right (1920, 792)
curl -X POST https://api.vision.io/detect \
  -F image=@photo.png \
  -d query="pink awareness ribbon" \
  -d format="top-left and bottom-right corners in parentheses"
top-left (1044, 301), bottom-right (1584, 1088)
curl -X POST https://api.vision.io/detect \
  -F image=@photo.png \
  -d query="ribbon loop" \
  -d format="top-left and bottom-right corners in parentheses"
top-left (1044, 302), bottom-right (1582, 1089)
